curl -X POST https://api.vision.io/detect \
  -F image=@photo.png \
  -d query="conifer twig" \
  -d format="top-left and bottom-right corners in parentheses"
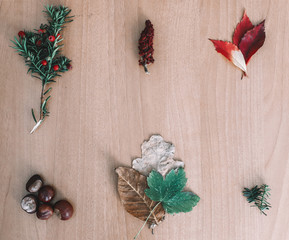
top-left (11, 5), bottom-right (73, 133)
top-left (243, 184), bottom-right (271, 215)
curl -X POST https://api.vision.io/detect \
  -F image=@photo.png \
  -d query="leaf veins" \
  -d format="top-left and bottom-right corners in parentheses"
top-left (145, 168), bottom-right (200, 214)
top-left (115, 167), bottom-right (165, 226)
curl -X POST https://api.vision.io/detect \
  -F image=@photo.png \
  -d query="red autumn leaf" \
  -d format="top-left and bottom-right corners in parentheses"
top-left (232, 11), bottom-right (254, 46)
top-left (239, 20), bottom-right (265, 64)
top-left (210, 11), bottom-right (265, 76)
top-left (209, 39), bottom-right (247, 73)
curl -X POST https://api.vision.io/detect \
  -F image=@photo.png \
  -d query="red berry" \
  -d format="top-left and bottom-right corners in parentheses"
top-left (18, 31), bottom-right (25, 38)
top-left (66, 63), bottom-right (72, 70)
top-left (36, 40), bottom-right (42, 46)
top-left (41, 60), bottom-right (47, 66)
top-left (48, 36), bottom-right (56, 42)
top-left (53, 65), bottom-right (59, 71)
top-left (38, 29), bottom-right (46, 34)
top-left (56, 33), bottom-right (61, 38)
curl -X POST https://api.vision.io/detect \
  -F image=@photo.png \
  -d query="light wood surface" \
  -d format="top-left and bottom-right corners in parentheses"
top-left (1, 0), bottom-right (289, 239)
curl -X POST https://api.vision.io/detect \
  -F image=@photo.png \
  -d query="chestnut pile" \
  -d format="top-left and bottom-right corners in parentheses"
top-left (21, 174), bottom-right (73, 220)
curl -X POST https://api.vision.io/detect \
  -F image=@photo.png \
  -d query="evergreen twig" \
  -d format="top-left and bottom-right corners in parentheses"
top-left (11, 5), bottom-right (73, 133)
top-left (243, 184), bottom-right (271, 215)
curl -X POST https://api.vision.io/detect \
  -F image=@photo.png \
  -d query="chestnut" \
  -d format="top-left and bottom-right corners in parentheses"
top-left (26, 174), bottom-right (43, 193)
top-left (38, 185), bottom-right (55, 202)
top-left (36, 203), bottom-right (53, 220)
top-left (21, 194), bottom-right (38, 214)
top-left (54, 200), bottom-right (74, 220)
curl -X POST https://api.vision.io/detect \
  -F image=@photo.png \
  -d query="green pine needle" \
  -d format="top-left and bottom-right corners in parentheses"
top-left (11, 5), bottom-right (73, 133)
top-left (243, 184), bottom-right (271, 216)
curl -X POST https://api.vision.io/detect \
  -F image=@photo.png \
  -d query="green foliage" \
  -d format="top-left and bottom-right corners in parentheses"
top-left (145, 168), bottom-right (200, 214)
top-left (162, 191), bottom-right (200, 214)
top-left (243, 184), bottom-right (271, 216)
top-left (45, 5), bottom-right (73, 35)
top-left (10, 5), bottom-right (73, 133)
top-left (134, 168), bottom-right (200, 239)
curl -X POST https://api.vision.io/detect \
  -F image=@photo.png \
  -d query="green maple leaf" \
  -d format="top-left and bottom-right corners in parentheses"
top-left (145, 168), bottom-right (200, 214)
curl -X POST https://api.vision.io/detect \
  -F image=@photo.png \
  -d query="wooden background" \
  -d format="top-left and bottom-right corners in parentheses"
top-left (1, 0), bottom-right (289, 239)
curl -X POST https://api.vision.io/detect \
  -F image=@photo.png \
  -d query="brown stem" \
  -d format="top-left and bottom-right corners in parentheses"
top-left (143, 63), bottom-right (149, 74)
top-left (39, 83), bottom-right (45, 121)
top-left (134, 202), bottom-right (161, 239)
top-left (140, 57), bottom-right (150, 75)
top-left (30, 83), bottom-right (46, 134)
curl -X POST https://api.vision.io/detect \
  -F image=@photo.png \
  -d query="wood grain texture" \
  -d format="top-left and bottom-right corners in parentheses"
top-left (0, 0), bottom-right (289, 239)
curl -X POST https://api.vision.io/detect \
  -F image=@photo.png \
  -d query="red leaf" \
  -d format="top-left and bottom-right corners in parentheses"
top-left (209, 39), bottom-right (247, 73)
top-left (239, 20), bottom-right (265, 64)
top-left (209, 39), bottom-right (237, 61)
top-left (209, 11), bottom-right (265, 76)
top-left (233, 11), bottom-right (254, 46)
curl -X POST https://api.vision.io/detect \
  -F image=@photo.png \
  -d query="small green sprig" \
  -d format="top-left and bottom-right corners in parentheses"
top-left (243, 184), bottom-right (271, 216)
top-left (11, 5), bottom-right (73, 133)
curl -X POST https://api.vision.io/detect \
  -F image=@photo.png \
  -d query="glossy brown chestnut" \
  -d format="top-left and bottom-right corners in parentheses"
top-left (26, 174), bottom-right (43, 193)
top-left (38, 185), bottom-right (55, 202)
top-left (36, 203), bottom-right (53, 220)
top-left (21, 194), bottom-right (38, 214)
top-left (54, 200), bottom-right (74, 220)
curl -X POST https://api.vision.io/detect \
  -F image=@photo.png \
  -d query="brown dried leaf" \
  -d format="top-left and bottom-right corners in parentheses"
top-left (132, 135), bottom-right (184, 177)
top-left (115, 167), bottom-right (165, 226)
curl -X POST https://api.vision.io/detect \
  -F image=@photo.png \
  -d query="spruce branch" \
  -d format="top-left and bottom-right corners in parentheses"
top-left (11, 5), bottom-right (73, 133)
top-left (243, 184), bottom-right (271, 215)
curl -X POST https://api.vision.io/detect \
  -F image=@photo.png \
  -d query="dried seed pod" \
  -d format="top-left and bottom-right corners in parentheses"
top-left (26, 174), bottom-right (43, 193)
top-left (138, 20), bottom-right (154, 74)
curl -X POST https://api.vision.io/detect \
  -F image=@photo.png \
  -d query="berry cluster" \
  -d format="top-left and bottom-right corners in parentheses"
top-left (17, 29), bottom-right (72, 74)
top-left (21, 174), bottom-right (73, 220)
top-left (138, 20), bottom-right (154, 74)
